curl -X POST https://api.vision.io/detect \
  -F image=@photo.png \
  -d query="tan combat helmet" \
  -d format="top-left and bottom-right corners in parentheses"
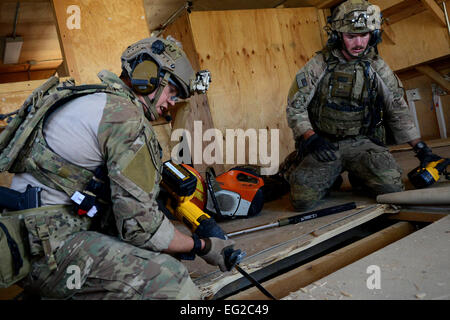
top-left (330, 0), bottom-right (382, 33)
top-left (121, 36), bottom-right (210, 120)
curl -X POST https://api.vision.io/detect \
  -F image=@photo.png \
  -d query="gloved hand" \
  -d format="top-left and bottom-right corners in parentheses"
top-left (198, 237), bottom-right (236, 272)
top-left (303, 133), bottom-right (338, 162)
top-left (413, 141), bottom-right (442, 167)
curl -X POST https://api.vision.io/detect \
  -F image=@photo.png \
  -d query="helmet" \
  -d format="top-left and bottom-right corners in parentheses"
top-left (121, 36), bottom-right (211, 120)
top-left (330, 0), bottom-right (382, 34)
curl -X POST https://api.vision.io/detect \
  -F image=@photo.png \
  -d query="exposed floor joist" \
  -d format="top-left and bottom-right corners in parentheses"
top-left (228, 221), bottom-right (416, 300)
top-left (283, 214), bottom-right (450, 300)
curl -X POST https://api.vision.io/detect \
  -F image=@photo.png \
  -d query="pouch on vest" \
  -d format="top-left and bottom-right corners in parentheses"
top-left (0, 216), bottom-right (31, 288)
top-left (0, 76), bottom-right (61, 172)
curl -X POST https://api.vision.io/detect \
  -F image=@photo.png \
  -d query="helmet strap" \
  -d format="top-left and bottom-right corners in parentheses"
top-left (142, 72), bottom-right (171, 121)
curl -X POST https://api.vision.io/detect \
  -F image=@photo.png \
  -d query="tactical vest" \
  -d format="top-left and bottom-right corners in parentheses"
top-left (3, 70), bottom-right (155, 196)
top-left (0, 71), bottom-right (162, 285)
top-left (309, 49), bottom-right (384, 142)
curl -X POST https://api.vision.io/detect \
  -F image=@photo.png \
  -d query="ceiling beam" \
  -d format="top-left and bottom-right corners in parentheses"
top-left (420, 0), bottom-right (447, 26)
top-left (415, 64), bottom-right (450, 92)
top-left (382, 23), bottom-right (397, 44)
top-left (316, 0), bottom-right (342, 9)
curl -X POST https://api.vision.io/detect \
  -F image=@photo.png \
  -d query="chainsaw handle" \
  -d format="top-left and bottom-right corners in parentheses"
top-left (205, 171), bottom-right (224, 218)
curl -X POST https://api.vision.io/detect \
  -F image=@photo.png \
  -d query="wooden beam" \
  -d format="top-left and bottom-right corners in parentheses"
top-left (228, 221), bottom-right (415, 300)
top-left (390, 137), bottom-right (450, 152)
top-left (420, 0), bottom-right (447, 26)
top-left (415, 64), bottom-right (450, 92)
top-left (388, 211), bottom-right (447, 222)
top-left (382, 0), bottom-right (427, 25)
top-left (316, 0), bottom-right (342, 9)
top-left (382, 22), bottom-right (397, 44)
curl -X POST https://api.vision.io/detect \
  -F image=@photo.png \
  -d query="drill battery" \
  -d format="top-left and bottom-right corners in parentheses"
top-left (162, 161), bottom-right (197, 197)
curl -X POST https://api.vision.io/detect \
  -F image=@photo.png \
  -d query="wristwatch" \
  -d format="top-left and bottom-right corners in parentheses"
top-left (413, 141), bottom-right (426, 153)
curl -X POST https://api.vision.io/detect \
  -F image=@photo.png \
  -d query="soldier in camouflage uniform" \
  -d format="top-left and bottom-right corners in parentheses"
top-left (282, 0), bottom-right (443, 211)
top-left (9, 37), bottom-right (234, 299)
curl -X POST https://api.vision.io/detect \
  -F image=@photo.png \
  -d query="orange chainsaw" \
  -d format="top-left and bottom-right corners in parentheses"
top-left (181, 165), bottom-right (289, 219)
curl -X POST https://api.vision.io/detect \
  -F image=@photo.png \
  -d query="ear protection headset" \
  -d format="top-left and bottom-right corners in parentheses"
top-left (129, 39), bottom-right (168, 96)
top-left (130, 59), bottom-right (160, 95)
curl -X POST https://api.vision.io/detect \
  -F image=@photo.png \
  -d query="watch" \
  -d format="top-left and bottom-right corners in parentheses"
top-left (413, 141), bottom-right (426, 153)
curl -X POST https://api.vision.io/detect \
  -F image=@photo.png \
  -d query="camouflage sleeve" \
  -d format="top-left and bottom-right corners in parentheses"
top-left (97, 94), bottom-right (174, 252)
top-left (286, 53), bottom-right (327, 140)
top-left (372, 57), bottom-right (420, 144)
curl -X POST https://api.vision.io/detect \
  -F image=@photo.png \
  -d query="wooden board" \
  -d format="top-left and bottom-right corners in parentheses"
top-left (187, 8), bottom-right (324, 171)
top-left (232, 221), bottom-right (416, 299)
top-left (191, 201), bottom-right (392, 299)
top-left (51, 0), bottom-right (150, 84)
top-left (283, 214), bottom-right (450, 300)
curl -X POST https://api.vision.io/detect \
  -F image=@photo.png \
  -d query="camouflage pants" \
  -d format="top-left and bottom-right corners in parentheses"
top-left (23, 231), bottom-right (201, 300)
top-left (280, 136), bottom-right (404, 211)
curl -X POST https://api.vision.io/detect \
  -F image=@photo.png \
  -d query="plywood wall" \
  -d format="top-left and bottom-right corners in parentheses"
top-left (51, 0), bottom-right (150, 84)
top-left (185, 8), bottom-right (324, 171)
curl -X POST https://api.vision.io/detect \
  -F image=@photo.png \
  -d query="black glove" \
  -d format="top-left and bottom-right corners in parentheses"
top-left (413, 141), bottom-right (441, 167)
top-left (302, 133), bottom-right (338, 162)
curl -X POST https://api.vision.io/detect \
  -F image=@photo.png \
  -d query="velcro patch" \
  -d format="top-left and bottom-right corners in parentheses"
top-left (296, 72), bottom-right (308, 88)
top-left (122, 144), bottom-right (156, 194)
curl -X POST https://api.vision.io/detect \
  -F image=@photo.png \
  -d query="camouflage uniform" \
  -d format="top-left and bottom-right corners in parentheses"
top-left (12, 71), bottom-right (201, 299)
top-left (283, 45), bottom-right (420, 210)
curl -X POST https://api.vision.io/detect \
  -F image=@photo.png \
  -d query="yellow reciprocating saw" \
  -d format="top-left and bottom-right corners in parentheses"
top-left (160, 160), bottom-right (244, 265)
top-left (160, 161), bottom-right (213, 232)
top-left (408, 158), bottom-right (450, 189)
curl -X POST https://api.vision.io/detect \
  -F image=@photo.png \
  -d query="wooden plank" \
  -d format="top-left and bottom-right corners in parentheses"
top-left (284, 214), bottom-right (450, 300)
top-left (381, 0), bottom-right (427, 25)
top-left (229, 221), bottom-right (415, 300)
top-left (372, 0), bottom-right (405, 11)
top-left (316, 0), bottom-right (342, 9)
top-left (390, 138), bottom-right (450, 152)
top-left (420, 0), bottom-right (447, 26)
top-left (0, 70), bottom-right (57, 84)
top-left (194, 203), bottom-right (392, 299)
top-left (415, 64), bottom-right (450, 93)
top-left (388, 211), bottom-right (447, 222)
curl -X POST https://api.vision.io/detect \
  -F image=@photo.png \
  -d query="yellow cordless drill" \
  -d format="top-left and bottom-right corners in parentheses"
top-left (408, 158), bottom-right (450, 189)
